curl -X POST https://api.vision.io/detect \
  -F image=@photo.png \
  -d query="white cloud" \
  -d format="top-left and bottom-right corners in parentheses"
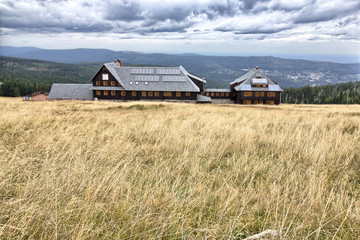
top-left (0, 0), bottom-right (359, 56)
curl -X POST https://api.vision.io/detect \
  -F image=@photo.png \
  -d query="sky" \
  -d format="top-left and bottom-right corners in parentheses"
top-left (0, 0), bottom-right (359, 61)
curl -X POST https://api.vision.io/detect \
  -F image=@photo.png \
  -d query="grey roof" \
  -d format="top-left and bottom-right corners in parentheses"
top-left (231, 68), bottom-right (283, 92)
top-left (90, 86), bottom-right (125, 91)
top-left (103, 62), bottom-right (201, 92)
top-left (48, 84), bottom-right (93, 100)
top-left (180, 66), bottom-right (206, 83)
top-left (197, 94), bottom-right (212, 103)
top-left (206, 88), bottom-right (231, 92)
top-left (230, 68), bottom-right (257, 85)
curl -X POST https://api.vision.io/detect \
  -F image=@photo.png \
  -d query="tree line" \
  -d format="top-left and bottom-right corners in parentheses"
top-left (0, 56), bottom-right (96, 97)
top-left (282, 81), bottom-right (360, 104)
top-left (0, 80), bottom-right (51, 97)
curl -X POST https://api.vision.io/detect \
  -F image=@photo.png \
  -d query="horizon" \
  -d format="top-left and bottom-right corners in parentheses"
top-left (1, 0), bottom-right (359, 64)
top-left (1, 45), bottom-right (359, 64)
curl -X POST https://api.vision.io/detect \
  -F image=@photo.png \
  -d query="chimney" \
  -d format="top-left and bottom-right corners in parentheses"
top-left (115, 59), bottom-right (123, 67)
top-left (256, 66), bottom-right (259, 70)
top-left (119, 61), bottom-right (123, 67)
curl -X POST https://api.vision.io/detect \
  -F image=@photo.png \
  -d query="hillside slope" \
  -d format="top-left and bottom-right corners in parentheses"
top-left (1, 99), bottom-right (359, 239)
top-left (1, 46), bottom-right (359, 87)
top-left (0, 56), bottom-right (99, 96)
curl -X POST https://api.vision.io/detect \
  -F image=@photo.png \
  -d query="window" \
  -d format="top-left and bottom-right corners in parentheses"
top-left (226, 93), bottom-right (230, 97)
top-left (221, 92), bottom-right (224, 97)
top-left (164, 92), bottom-right (172, 97)
top-left (104, 91), bottom-right (108, 96)
top-left (154, 92), bottom-right (159, 97)
top-left (148, 92), bottom-right (153, 97)
top-left (95, 81), bottom-right (100, 86)
top-left (102, 66), bottom-right (107, 72)
top-left (259, 100), bottom-right (264, 104)
top-left (243, 100), bottom-right (252, 104)
top-left (263, 84), bottom-right (267, 87)
top-left (244, 92), bottom-right (252, 97)
top-left (111, 81), bottom-right (116, 86)
top-left (111, 91), bottom-right (116, 96)
top-left (206, 93), bottom-right (210, 96)
top-left (185, 92), bottom-right (190, 97)
top-left (103, 81), bottom-right (108, 86)
top-left (132, 91), bottom-right (137, 96)
top-left (176, 92), bottom-right (181, 97)
top-left (102, 74), bottom-right (109, 80)
top-left (96, 91), bottom-right (101, 95)
top-left (260, 92), bottom-right (265, 97)
top-left (256, 84), bottom-right (261, 87)
top-left (254, 100), bottom-right (258, 104)
top-left (267, 92), bottom-right (276, 97)
top-left (216, 92), bottom-right (219, 97)
top-left (121, 91), bottom-right (126, 96)
top-left (266, 100), bottom-right (275, 105)
top-left (255, 92), bottom-right (259, 97)
top-left (142, 91), bottom-right (146, 97)
top-left (211, 93), bottom-right (214, 97)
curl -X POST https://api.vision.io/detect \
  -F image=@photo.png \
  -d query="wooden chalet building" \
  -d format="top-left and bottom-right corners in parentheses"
top-left (229, 67), bottom-right (283, 104)
top-left (90, 60), bottom-right (207, 102)
top-left (48, 60), bottom-right (283, 105)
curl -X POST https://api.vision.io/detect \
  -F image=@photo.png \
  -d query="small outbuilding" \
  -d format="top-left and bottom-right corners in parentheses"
top-left (48, 84), bottom-right (93, 100)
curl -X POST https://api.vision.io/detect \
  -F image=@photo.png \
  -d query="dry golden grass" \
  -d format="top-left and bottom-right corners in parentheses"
top-left (0, 97), bottom-right (359, 239)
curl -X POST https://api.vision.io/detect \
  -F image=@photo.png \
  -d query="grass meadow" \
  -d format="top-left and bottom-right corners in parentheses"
top-left (0, 97), bottom-right (359, 239)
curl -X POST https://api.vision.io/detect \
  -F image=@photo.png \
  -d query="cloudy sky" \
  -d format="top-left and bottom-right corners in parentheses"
top-left (0, 0), bottom-right (359, 59)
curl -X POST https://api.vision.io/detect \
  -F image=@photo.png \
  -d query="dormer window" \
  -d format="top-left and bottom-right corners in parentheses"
top-left (102, 74), bottom-right (109, 80)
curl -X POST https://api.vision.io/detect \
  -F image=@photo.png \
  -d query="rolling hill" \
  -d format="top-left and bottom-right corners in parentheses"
top-left (1, 46), bottom-right (360, 88)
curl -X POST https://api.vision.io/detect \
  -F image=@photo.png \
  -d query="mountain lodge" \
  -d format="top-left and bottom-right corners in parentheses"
top-left (48, 60), bottom-right (283, 104)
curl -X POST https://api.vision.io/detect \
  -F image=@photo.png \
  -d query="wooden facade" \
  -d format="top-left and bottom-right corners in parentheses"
top-left (229, 67), bottom-right (283, 105)
top-left (234, 91), bottom-right (281, 105)
top-left (93, 90), bottom-right (198, 101)
top-left (50, 62), bottom-right (283, 105)
top-left (91, 62), bottom-right (202, 101)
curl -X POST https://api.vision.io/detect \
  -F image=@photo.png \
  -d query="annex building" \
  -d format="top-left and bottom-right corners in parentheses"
top-left (48, 60), bottom-right (283, 104)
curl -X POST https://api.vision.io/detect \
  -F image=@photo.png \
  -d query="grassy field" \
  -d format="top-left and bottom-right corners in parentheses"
top-left (0, 98), bottom-right (359, 239)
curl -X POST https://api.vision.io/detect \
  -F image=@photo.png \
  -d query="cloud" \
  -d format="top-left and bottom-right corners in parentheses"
top-left (293, 0), bottom-right (360, 23)
top-left (105, 1), bottom-right (144, 21)
top-left (0, 0), bottom-right (359, 44)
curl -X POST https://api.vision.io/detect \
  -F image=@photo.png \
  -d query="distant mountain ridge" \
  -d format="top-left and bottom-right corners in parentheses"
top-left (1, 46), bottom-right (359, 88)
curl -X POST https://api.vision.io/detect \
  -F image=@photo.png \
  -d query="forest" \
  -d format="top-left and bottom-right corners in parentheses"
top-left (0, 56), bottom-right (96, 97)
top-left (1, 56), bottom-right (359, 104)
top-left (282, 81), bottom-right (360, 104)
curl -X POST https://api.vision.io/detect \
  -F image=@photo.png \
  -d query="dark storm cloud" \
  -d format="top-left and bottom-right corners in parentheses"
top-left (216, 25), bottom-right (290, 35)
top-left (105, 1), bottom-right (144, 21)
top-left (146, 7), bottom-right (193, 22)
